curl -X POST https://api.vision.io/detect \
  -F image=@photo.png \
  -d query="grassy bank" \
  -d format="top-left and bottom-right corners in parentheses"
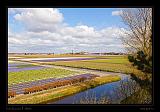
top-left (8, 75), bottom-right (121, 104)
top-left (121, 88), bottom-right (152, 104)
top-left (49, 60), bottom-right (145, 79)
top-left (8, 68), bottom-right (79, 85)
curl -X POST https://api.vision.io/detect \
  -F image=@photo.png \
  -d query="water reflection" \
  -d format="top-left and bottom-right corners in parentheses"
top-left (48, 74), bottom-right (139, 104)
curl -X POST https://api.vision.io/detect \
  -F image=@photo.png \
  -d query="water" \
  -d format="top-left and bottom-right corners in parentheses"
top-left (48, 74), bottom-right (136, 104)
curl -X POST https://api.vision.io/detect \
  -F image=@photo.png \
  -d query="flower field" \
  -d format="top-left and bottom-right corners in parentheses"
top-left (17, 57), bottom-right (98, 62)
top-left (8, 75), bottom-right (121, 104)
top-left (8, 68), bottom-right (79, 85)
top-left (8, 74), bottom-right (99, 98)
top-left (8, 65), bottom-right (46, 72)
top-left (8, 55), bottom-right (140, 104)
top-left (31, 57), bottom-right (98, 62)
top-left (23, 74), bottom-right (99, 94)
top-left (8, 62), bottom-right (47, 72)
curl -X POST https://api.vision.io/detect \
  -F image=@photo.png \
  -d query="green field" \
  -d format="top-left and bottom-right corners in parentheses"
top-left (8, 60), bottom-right (16, 63)
top-left (47, 56), bottom-right (145, 79)
top-left (8, 68), bottom-right (79, 85)
top-left (82, 58), bottom-right (129, 64)
top-left (51, 61), bottom-right (130, 72)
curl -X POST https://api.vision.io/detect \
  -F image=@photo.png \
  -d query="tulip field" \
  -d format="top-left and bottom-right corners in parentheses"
top-left (8, 67), bottom-right (80, 85)
top-left (8, 55), bottom-right (139, 104)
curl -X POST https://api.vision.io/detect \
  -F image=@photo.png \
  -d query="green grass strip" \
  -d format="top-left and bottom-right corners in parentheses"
top-left (8, 68), bottom-right (78, 85)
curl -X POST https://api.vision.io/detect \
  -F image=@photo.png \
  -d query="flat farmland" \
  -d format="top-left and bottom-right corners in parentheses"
top-left (8, 63), bottom-right (46, 72)
top-left (10, 54), bottom-right (96, 58)
top-left (8, 68), bottom-right (79, 85)
top-left (81, 58), bottom-right (129, 64)
top-left (46, 56), bottom-right (145, 78)
top-left (8, 55), bottom-right (145, 104)
top-left (9, 54), bottom-right (125, 59)
top-left (16, 56), bottom-right (97, 62)
top-left (12, 55), bottom-right (145, 79)
top-left (8, 75), bottom-right (121, 104)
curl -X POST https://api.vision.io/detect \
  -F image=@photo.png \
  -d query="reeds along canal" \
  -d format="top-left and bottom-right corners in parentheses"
top-left (48, 74), bottom-right (140, 104)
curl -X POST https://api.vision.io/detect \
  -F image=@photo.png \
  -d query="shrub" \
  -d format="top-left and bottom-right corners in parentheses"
top-left (128, 51), bottom-right (152, 74)
top-left (8, 91), bottom-right (16, 98)
top-left (128, 55), bottom-right (134, 62)
top-left (79, 77), bottom-right (87, 82)
top-left (42, 84), bottom-right (49, 90)
top-left (23, 75), bottom-right (96, 94)
top-left (24, 88), bottom-right (30, 94)
top-left (90, 74), bottom-right (99, 79)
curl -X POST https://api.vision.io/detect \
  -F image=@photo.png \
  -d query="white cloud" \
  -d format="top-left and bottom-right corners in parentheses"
top-left (8, 25), bottom-right (125, 53)
top-left (8, 38), bottom-right (24, 44)
top-left (112, 10), bottom-right (122, 16)
top-left (8, 8), bottom-right (126, 53)
top-left (14, 8), bottom-right (63, 23)
top-left (11, 8), bottom-right (64, 32)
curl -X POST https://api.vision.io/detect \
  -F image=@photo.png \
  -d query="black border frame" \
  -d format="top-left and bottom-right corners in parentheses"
top-left (1, 0), bottom-right (159, 112)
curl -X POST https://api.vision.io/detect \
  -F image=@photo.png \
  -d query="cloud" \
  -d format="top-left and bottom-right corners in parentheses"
top-left (11, 8), bottom-right (64, 32)
top-left (8, 26), bottom-right (125, 53)
top-left (112, 10), bottom-right (122, 16)
top-left (8, 8), bottom-right (126, 53)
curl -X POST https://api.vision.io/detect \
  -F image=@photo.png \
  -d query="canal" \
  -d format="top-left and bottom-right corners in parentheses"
top-left (48, 74), bottom-right (139, 104)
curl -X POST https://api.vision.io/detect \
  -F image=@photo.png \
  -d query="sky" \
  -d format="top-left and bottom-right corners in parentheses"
top-left (8, 8), bottom-right (127, 54)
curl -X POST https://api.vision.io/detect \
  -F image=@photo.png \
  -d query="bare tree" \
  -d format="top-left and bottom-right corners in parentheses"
top-left (120, 8), bottom-right (152, 59)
